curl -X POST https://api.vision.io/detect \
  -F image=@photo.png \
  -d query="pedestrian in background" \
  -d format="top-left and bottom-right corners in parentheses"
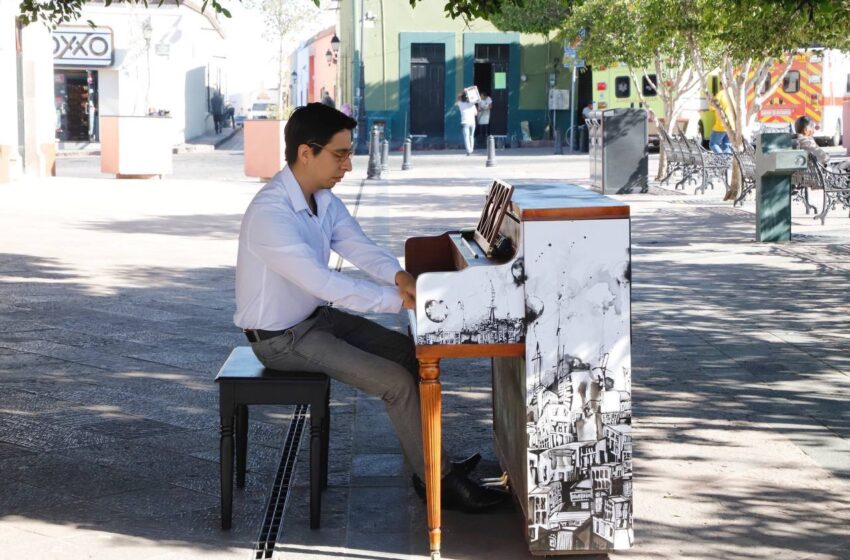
top-left (211, 89), bottom-right (224, 134)
top-left (709, 89), bottom-right (732, 154)
top-left (321, 91), bottom-right (336, 109)
top-left (456, 91), bottom-right (477, 155)
top-left (477, 92), bottom-right (492, 144)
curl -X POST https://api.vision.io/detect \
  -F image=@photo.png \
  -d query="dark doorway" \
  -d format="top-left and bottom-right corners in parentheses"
top-left (577, 65), bottom-right (593, 124)
top-left (410, 43), bottom-right (445, 139)
top-left (473, 44), bottom-right (509, 136)
top-left (54, 70), bottom-right (98, 142)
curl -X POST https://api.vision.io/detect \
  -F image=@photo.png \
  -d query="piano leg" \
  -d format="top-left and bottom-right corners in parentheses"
top-left (418, 357), bottom-right (442, 560)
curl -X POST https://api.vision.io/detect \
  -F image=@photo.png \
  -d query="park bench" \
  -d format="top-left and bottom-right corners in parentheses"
top-left (216, 347), bottom-right (330, 531)
top-left (658, 125), bottom-right (732, 194)
top-left (733, 146), bottom-right (819, 215)
top-left (811, 155), bottom-right (850, 223)
top-left (658, 126), bottom-right (700, 190)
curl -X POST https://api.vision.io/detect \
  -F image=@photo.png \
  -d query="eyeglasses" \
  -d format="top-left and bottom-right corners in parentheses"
top-left (308, 142), bottom-right (355, 163)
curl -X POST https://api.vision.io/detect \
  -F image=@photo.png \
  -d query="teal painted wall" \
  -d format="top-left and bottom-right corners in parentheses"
top-left (339, 0), bottom-right (573, 146)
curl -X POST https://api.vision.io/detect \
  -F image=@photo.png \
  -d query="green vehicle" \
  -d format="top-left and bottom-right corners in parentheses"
top-left (592, 63), bottom-right (721, 145)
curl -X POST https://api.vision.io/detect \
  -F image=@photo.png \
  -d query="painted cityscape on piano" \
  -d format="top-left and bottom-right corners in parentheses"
top-left (523, 218), bottom-right (634, 552)
top-left (414, 256), bottom-right (526, 345)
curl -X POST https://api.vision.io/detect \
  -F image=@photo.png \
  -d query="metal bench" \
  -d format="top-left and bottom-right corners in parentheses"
top-left (733, 145), bottom-right (818, 215)
top-left (216, 346), bottom-right (330, 531)
top-left (812, 156), bottom-right (850, 223)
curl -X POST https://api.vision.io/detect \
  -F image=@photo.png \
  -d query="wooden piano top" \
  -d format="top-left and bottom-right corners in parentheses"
top-left (509, 183), bottom-right (629, 221)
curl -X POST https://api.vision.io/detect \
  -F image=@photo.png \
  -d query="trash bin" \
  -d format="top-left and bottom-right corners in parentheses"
top-left (588, 108), bottom-right (648, 194)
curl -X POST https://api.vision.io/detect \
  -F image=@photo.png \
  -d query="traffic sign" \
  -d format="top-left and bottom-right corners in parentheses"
top-left (563, 47), bottom-right (585, 69)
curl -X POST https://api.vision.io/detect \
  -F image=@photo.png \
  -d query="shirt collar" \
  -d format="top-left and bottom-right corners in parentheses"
top-left (281, 165), bottom-right (332, 218)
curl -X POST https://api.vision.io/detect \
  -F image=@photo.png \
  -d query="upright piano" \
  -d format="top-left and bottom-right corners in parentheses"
top-left (405, 181), bottom-right (633, 558)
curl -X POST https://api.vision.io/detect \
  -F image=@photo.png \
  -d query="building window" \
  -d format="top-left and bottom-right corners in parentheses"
top-left (615, 76), bottom-right (630, 98)
top-left (641, 74), bottom-right (657, 97)
top-left (783, 71), bottom-right (800, 94)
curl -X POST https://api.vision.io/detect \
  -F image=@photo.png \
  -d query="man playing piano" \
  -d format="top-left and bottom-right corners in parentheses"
top-left (234, 102), bottom-right (505, 512)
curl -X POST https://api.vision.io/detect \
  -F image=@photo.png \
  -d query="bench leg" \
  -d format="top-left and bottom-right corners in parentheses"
top-left (310, 405), bottom-right (325, 530)
top-left (220, 413), bottom-right (235, 530)
top-left (322, 386), bottom-right (330, 490)
top-left (235, 405), bottom-right (248, 489)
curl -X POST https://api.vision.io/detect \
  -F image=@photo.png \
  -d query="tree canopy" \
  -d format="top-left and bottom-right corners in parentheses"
top-left (17, 0), bottom-right (530, 27)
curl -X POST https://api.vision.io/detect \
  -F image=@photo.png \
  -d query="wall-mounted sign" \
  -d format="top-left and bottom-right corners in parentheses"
top-left (53, 27), bottom-right (114, 67)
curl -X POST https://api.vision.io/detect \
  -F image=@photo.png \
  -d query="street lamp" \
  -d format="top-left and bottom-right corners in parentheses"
top-left (291, 71), bottom-right (298, 108)
top-left (325, 49), bottom-right (334, 65)
top-left (330, 34), bottom-right (340, 56)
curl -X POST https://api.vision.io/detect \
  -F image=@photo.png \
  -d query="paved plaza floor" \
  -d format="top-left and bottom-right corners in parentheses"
top-left (1, 140), bottom-right (849, 559)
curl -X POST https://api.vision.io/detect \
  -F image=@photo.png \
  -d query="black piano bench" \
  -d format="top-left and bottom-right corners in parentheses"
top-left (216, 346), bottom-right (330, 531)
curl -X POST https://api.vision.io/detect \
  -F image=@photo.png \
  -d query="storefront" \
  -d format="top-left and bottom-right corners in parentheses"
top-left (52, 27), bottom-right (113, 143)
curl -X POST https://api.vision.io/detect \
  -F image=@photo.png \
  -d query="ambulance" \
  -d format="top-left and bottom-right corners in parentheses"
top-left (751, 49), bottom-right (849, 146)
top-left (592, 63), bottom-right (709, 147)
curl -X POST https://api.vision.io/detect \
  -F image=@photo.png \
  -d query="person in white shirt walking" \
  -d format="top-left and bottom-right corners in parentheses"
top-left (456, 92), bottom-right (478, 155)
top-left (234, 103), bottom-right (505, 512)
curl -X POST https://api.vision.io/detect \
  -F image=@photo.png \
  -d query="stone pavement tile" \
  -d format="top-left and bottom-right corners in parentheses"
top-left (346, 531), bottom-right (411, 557)
top-left (352, 413), bottom-right (404, 455)
top-left (0, 441), bottom-right (35, 460)
top-left (132, 428), bottom-right (220, 454)
top-left (0, 412), bottom-right (118, 452)
top-left (284, 485), bottom-right (350, 533)
top-left (0, 350), bottom-right (68, 371)
top-left (56, 441), bottom-right (218, 486)
top-left (351, 454), bottom-right (405, 479)
top-left (80, 483), bottom-right (220, 518)
top-left (0, 480), bottom-right (79, 516)
top-left (0, 451), bottom-right (158, 499)
top-left (37, 383), bottom-right (220, 432)
top-left (190, 441), bottom-right (281, 476)
top-left (347, 486), bottom-right (409, 533)
top-left (80, 416), bottom-right (185, 440)
top-left (0, 386), bottom-right (77, 413)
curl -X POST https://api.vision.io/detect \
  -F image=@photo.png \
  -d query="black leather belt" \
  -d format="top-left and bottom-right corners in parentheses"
top-left (243, 329), bottom-right (288, 343)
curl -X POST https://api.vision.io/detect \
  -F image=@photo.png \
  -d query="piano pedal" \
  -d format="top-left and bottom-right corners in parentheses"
top-left (480, 471), bottom-right (509, 489)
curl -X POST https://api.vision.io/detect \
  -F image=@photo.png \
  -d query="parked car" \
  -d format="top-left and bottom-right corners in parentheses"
top-left (246, 102), bottom-right (278, 120)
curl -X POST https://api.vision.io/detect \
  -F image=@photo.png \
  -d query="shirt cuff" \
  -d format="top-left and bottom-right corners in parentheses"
top-left (380, 285), bottom-right (403, 313)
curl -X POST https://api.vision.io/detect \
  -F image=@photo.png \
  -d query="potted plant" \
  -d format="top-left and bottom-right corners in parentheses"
top-left (244, 104), bottom-right (293, 180)
top-left (100, 108), bottom-right (173, 179)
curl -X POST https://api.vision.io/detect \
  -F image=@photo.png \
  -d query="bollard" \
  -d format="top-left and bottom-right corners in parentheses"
top-left (554, 129), bottom-right (564, 155)
top-left (380, 139), bottom-right (390, 173)
top-left (367, 126), bottom-right (382, 180)
top-left (486, 135), bottom-right (497, 167)
top-left (402, 137), bottom-right (412, 170)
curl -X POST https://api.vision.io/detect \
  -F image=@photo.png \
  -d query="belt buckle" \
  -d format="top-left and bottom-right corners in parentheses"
top-left (244, 329), bottom-right (260, 343)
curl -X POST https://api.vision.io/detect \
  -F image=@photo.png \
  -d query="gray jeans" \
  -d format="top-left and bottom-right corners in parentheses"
top-left (249, 306), bottom-right (449, 478)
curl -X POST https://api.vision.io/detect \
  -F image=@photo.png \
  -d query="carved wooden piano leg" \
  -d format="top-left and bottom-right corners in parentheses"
top-left (419, 357), bottom-right (442, 560)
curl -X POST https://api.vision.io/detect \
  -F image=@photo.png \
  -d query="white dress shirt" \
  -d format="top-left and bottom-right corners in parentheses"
top-left (234, 166), bottom-right (403, 331)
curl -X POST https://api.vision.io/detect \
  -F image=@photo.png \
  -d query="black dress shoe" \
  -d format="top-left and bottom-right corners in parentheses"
top-left (441, 469), bottom-right (507, 513)
top-left (411, 469), bottom-right (507, 513)
top-left (452, 452), bottom-right (481, 475)
top-left (411, 453), bottom-right (481, 499)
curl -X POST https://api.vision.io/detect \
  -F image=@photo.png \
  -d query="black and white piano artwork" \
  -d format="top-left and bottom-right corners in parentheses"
top-left (406, 180), bottom-right (633, 558)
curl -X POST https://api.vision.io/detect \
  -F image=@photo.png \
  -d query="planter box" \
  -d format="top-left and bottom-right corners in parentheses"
top-left (244, 119), bottom-right (286, 180)
top-left (100, 115), bottom-right (173, 178)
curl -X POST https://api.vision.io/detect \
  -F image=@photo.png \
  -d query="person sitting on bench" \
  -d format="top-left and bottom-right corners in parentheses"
top-left (793, 115), bottom-right (850, 171)
top-left (234, 102), bottom-right (506, 512)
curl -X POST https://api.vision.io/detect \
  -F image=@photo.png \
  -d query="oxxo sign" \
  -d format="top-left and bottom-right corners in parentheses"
top-left (53, 28), bottom-right (114, 67)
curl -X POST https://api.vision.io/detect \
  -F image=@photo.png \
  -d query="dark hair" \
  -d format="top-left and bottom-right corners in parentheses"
top-left (284, 102), bottom-right (357, 165)
top-left (794, 115), bottom-right (814, 134)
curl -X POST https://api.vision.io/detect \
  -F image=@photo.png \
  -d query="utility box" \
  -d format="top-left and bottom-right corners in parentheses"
top-left (754, 132), bottom-right (807, 242)
top-left (588, 108), bottom-right (648, 194)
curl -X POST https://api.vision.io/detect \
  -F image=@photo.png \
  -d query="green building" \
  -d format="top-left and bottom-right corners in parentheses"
top-left (337, 0), bottom-right (581, 148)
